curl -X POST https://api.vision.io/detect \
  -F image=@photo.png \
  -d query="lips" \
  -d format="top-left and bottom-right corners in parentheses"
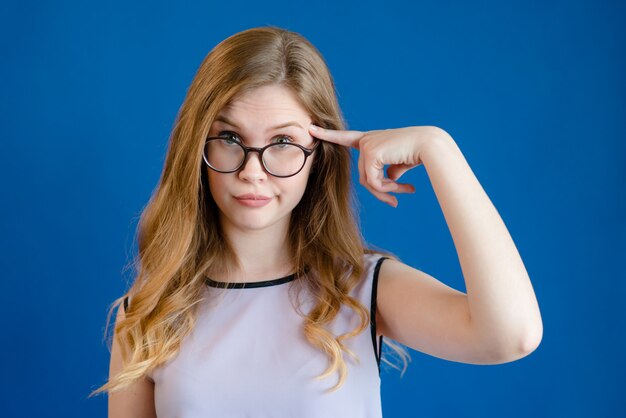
top-left (235, 193), bottom-right (272, 200)
top-left (234, 194), bottom-right (273, 208)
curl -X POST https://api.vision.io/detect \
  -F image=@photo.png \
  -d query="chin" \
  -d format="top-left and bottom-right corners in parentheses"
top-left (225, 210), bottom-right (282, 231)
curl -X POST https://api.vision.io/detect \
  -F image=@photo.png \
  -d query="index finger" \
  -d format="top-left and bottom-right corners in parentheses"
top-left (309, 124), bottom-right (364, 149)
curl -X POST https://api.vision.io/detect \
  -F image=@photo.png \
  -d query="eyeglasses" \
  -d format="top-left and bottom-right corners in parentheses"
top-left (202, 133), bottom-right (320, 178)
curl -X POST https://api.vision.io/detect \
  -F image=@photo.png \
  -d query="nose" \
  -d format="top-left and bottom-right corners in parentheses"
top-left (238, 150), bottom-right (268, 182)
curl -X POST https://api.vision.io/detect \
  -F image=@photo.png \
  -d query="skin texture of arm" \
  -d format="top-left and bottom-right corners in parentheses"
top-left (375, 129), bottom-right (543, 364)
top-left (309, 123), bottom-right (543, 364)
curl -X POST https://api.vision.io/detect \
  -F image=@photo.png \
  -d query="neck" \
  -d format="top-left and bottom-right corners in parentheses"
top-left (215, 216), bottom-right (294, 282)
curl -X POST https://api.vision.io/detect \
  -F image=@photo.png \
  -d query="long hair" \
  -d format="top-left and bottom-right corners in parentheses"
top-left (90, 25), bottom-right (410, 397)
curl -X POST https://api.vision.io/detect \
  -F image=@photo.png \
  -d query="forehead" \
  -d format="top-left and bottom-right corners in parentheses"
top-left (217, 84), bottom-right (310, 122)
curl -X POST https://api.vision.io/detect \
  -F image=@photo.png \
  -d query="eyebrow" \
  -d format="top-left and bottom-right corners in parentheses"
top-left (214, 115), bottom-right (304, 131)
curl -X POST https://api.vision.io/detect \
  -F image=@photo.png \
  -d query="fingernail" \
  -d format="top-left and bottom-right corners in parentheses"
top-left (310, 124), bottom-right (319, 131)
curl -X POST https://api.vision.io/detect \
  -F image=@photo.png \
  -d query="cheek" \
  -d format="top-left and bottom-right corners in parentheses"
top-left (207, 170), bottom-right (226, 201)
top-left (285, 167), bottom-right (313, 201)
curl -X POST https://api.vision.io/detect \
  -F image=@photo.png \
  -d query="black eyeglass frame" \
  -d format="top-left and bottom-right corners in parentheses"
top-left (202, 136), bottom-right (321, 178)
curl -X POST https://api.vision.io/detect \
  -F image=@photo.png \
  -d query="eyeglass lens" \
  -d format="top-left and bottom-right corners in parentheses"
top-left (204, 139), bottom-right (306, 177)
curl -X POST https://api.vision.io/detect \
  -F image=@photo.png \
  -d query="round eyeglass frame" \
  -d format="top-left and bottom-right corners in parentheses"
top-left (202, 136), bottom-right (321, 178)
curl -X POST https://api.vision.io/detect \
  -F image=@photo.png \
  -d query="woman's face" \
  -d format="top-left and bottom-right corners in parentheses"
top-left (206, 84), bottom-right (317, 234)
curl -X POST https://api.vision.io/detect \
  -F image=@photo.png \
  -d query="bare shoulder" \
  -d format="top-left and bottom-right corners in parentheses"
top-left (108, 299), bottom-right (157, 418)
top-left (374, 257), bottom-right (499, 364)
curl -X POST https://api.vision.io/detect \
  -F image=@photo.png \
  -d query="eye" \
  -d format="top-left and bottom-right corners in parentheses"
top-left (217, 131), bottom-right (241, 143)
top-left (273, 135), bottom-right (293, 144)
top-left (216, 131), bottom-right (294, 145)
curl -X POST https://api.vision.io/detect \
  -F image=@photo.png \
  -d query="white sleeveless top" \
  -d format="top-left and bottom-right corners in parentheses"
top-left (124, 253), bottom-right (388, 417)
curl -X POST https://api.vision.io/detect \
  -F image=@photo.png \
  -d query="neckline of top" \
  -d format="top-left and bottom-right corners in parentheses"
top-left (204, 272), bottom-right (298, 289)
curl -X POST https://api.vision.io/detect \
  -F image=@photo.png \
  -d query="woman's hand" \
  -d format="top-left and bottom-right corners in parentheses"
top-left (308, 124), bottom-right (447, 207)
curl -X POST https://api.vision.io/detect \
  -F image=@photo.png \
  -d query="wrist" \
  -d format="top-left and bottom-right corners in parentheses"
top-left (419, 126), bottom-right (458, 165)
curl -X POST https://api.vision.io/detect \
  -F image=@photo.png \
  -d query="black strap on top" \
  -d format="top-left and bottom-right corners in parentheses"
top-left (371, 256), bottom-right (388, 375)
top-left (121, 259), bottom-right (387, 373)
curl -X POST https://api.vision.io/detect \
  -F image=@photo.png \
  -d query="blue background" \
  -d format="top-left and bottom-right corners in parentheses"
top-left (1, 0), bottom-right (624, 417)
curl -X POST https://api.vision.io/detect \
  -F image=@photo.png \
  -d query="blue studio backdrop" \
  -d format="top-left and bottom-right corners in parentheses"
top-left (1, 1), bottom-right (624, 417)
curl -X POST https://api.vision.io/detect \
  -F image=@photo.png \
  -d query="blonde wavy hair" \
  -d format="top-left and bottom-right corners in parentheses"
top-left (90, 25), bottom-right (410, 398)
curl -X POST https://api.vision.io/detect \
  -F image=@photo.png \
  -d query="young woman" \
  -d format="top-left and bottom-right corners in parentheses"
top-left (92, 26), bottom-right (543, 417)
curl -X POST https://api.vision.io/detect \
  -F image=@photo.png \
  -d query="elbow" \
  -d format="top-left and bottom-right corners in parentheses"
top-left (521, 322), bottom-right (543, 354)
top-left (493, 323), bottom-right (543, 364)
top-left (510, 323), bottom-right (544, 361)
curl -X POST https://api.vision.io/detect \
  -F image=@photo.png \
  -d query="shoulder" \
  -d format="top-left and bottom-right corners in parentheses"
top-left (362, 251), bottom-right (389, 271)
top-left (353, 252), bottom-right (388, 291)
top-left (340, 253), bottom-right (388, 311)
